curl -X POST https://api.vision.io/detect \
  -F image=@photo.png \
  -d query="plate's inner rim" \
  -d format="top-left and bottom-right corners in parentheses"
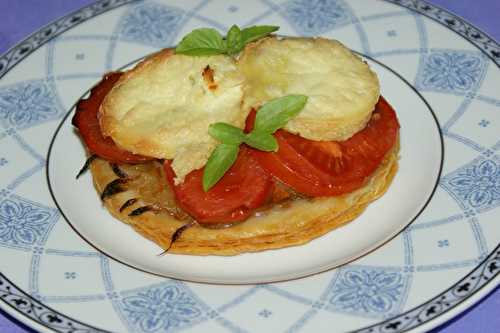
top-left (45, 50), bottom-right (444, 284)
top-left (0, 0), bottom-right (498, 332)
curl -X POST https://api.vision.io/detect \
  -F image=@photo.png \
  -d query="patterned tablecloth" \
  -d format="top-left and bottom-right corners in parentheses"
top-left (0, 0), bottom-right (498, 332)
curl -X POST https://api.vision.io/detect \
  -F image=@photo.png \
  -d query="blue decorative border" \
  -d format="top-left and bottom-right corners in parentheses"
top-left (0, 272), bottom-right (110, 333)
top-left (0, 0), bottom-right (136, 79)
top-left (386, 0), bottom-right (500, 67)
top-left (357, 244), bottom-right (499, 333)
top-left (0, 0), bottom-right (498, 332)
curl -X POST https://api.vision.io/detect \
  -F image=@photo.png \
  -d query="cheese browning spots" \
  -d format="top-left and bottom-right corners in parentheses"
top-left (202, 65), bottom-right (217, 91)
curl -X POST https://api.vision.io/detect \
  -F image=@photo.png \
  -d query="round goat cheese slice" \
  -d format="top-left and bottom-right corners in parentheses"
top-left (100, 49), bottom-right (245, 182)
top-left (238, 37), bottom-right (380, 141)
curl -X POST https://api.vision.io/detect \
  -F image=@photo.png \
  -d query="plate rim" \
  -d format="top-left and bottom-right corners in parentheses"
top-left (0, 0), bottom-right (498, 332)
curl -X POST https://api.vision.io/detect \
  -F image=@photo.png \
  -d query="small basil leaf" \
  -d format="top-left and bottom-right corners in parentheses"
top-left (208, 123), bottom-right (245, 145)
top-left (226, 25), bottom-right (244, 55)
top-left (244, 131), bottom-right (278, 152)
top-left (254, 95), bottom-right (308, 133)
top-left (175, 28), bottom-right (226, 56)
top-left (241, 25), bottom-right (279, 44)
top-left (203, 144), bottom-right (239, 192)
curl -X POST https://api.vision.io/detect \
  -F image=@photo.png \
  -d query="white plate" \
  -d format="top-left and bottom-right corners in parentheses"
top-left (1, 0), bottom-right (499, 332)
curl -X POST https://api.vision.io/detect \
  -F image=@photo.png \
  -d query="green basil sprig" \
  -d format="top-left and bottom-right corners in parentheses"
top-left (202, 95), bottom-right (308, 191)
top-left (176, 25), bottom-right (279, 56)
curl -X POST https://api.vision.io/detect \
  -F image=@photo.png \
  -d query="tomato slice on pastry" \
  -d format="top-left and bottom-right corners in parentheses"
top-left (249, 96), bottom-right (399, 197)
top-left (164, 147), bottom-right (274, 224)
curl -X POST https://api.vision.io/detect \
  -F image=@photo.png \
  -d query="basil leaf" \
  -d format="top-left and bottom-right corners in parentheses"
top-left (244, 131), bottom-right (278, 152)
top-left (208, 123), bottom-right (245, 145)
top-left (254, 95), bottom-right (308, 133)
top-left (226, 25), bottom-right (244, 55)
top-left (175, 28), bottom-right (226, 56)
top-left (241, 25), bottom-right (279, 44)
top-left (202, 93), bottom-right (307, 190)
top-left (203, 144), bottom-right (239, 191)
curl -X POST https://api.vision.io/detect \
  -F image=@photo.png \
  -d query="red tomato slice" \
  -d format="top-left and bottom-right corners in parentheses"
top-left (164, 147), bottom-right (274, 224)
top-left (249, 96), bottom-right (400, 197)
top-left (72, 72), bottom-right (152, 163)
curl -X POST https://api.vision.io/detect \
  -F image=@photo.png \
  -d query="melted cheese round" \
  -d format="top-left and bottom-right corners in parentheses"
top-left (100, 49), bottom-right (245, 183)
top-left (238, 37), bottom-right (380, 141)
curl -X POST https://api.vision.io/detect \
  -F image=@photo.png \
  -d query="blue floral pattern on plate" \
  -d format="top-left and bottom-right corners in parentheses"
top-left (120, 284), bottom-right (204, 333)
top-left (0, 80), bottom-right (61, 130)
top-left (0, 196), bottom-right (57, 248)
top-left (119, 2), bottom-right (186, 47)
top-left (283, 0), bottom-right (352, 35)
top-left (325, 266), bottom-right (409, 317)
top-left (415, 50), bottom-right (487, 93)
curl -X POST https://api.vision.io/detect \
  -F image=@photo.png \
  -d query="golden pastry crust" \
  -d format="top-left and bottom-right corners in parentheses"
top-left (99, 49), bottom-right (246, 183)
top-left (238, 37), bottom-right (380, 141)
top-left (89, 140), bottom-right (399, 256)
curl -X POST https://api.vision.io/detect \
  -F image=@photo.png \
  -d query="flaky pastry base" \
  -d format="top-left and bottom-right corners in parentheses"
top-left (90, 140), bottom-right (399, 256)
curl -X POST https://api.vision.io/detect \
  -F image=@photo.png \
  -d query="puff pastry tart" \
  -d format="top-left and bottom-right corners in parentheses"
top-left (72, 30), bottom-right (400, 255)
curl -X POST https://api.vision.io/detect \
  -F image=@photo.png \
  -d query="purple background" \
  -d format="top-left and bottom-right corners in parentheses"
top-left (0, 0), bottom-right (498, 332)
